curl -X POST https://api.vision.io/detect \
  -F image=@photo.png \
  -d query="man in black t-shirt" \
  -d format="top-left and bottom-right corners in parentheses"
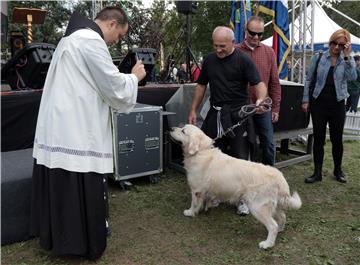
top-left (188, 26), bottom-right (267, 160)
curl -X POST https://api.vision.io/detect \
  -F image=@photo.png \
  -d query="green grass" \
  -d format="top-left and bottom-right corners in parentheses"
top-left (2, 140), bottom-right (360, 265)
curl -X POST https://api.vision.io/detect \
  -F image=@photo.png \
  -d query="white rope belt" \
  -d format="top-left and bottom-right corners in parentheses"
top-left (213, 105), bottom-right (224, 139)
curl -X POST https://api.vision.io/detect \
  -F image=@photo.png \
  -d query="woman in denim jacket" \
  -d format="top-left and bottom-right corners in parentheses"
top-left (301, 29), bottom-right (357, 184)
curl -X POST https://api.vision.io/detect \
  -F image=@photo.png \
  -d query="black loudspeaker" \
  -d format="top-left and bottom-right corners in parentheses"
top-left (176, 1), bottom-right (198, 15)
top-left (10, 31), bottom-right (26, 57)
top-left (273, 82), bottom-right (309, 132)
top-left (118, 48), bottom-right (157, 86)
top-left (1, 43), bottom-right (56, 90)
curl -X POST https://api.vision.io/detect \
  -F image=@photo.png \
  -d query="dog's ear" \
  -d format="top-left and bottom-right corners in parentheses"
top-left (187, 133), bottom-right (213, 155)
top-left (187, 136), bottom-right (200, 155)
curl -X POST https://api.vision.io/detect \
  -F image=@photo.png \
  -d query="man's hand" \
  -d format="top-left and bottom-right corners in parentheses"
top-left (272, 112), bottom-right (279, 123)
top-left (255, 99), bottom-right (263, 114)
top-left (301, 102), bottom-right (309, 113)
top-left (131, 60), bottom-right (146, 81)
top-left (255, 98), bottom-right (272, 114)
top-left (188, 110), bottom-right (197, 125)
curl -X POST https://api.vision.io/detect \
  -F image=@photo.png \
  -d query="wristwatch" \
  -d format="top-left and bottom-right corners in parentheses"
top-left (344, 56), bottom-right (349, 61)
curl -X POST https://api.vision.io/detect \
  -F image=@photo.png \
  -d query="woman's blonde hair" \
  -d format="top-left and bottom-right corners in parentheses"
top-left (329, 29), bottom-right (351, 44)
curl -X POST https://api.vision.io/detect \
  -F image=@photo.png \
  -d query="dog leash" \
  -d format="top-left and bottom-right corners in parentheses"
top-left (212, 97), bottom-right (273, 141)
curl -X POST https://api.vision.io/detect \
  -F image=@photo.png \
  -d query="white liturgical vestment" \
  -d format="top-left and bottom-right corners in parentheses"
top-left (33, 29), bottom-right (138, 173)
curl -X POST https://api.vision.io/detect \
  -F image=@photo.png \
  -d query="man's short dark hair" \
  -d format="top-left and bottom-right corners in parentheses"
top-left (95, 6), bottom-right (128, 26)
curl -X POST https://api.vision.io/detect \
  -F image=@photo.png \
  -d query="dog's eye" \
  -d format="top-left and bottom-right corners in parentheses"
top-left (181, 129), bottom-right (186, 134)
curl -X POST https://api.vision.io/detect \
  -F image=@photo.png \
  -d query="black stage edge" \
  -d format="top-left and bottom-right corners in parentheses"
top-left (1, 90), bottom-right (43, 152)
top-left (1, 148), bottom-right (34, 245)
top-left (1, 84), bottom-right (181, 152)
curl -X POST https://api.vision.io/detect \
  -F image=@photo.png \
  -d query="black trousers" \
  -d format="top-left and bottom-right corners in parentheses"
top-left (201, 107), bottom-right (256, 160)
top-left (310, 98), bottom-right (345, 170)
top-left (30, 161), bottom-right (108, 260)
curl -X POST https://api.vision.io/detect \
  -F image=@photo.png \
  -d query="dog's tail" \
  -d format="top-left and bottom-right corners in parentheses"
top-left (279, 191), bottom-right (302, 210)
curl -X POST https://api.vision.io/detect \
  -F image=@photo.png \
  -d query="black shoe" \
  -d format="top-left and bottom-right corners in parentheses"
top-left (305, 164), bottom-right (323, 184)
top-left (304, 174), bottom-right (322, 184)
top-left (334, 171), bottom-right (347, 183)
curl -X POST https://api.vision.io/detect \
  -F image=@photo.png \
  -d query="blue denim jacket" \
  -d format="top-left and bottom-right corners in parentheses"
top-left (302, 50), bottom-right (357, 103)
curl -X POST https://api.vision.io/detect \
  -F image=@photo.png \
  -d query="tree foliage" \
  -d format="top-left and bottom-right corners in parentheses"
top-left (325, 1), bottom-right (360, 37)
top-left (7, 1), bottom-right (70, 44)
top-left (3, 0), bottom-right (360, 66)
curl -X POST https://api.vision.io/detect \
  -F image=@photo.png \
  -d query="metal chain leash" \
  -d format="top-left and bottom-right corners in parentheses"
top-left (213, 97), bottom-right (273, 141)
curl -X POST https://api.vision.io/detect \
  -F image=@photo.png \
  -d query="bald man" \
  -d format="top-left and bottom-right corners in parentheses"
top-left (188, 26), bottom-right (267, 160)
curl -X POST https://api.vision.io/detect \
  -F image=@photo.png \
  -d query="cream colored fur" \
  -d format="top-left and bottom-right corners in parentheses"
top-left (170, 124), bottom-right (302, 249)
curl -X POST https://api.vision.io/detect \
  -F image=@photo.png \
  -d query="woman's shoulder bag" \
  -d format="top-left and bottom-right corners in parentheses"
top-left (309, 51), bottom-right (323, 105)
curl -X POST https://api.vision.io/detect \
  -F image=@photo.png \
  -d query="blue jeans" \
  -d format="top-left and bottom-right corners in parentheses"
top-left (253, 111), bottom-right (275, 166)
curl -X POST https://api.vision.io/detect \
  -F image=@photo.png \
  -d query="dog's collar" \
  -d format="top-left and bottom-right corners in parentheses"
top-left (185, 146), bottom-right (216, 158)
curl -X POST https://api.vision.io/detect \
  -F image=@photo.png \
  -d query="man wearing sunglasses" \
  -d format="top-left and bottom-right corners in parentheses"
top-left (237, 16), bottom-right (281, 166)
top-left (235, 16), bottom-right (281, 215)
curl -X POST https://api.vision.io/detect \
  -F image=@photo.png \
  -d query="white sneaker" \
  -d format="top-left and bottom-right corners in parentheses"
top-left (237, 202), bottom-right (250, 215)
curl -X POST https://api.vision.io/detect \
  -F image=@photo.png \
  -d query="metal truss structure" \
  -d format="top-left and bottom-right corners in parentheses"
top-left (289, 0), bottom-right (315, 84)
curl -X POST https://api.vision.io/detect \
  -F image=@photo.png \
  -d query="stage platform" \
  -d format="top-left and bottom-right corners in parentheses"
top-left (1, 82), bottom-right (313, 167)
top-left (167, 127), bottom-right (314, 173)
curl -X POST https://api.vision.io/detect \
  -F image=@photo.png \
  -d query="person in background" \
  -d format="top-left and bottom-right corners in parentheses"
top-left (191, 61), bottom-right (202, 82)
top-left (345, 55), bottom-right (360, 113)
top-left (177, 63), bottom-right (187, 83)
top-left (301, 29), bottom-right (357, 184)
top-left (188, 26), bottom-right (267, 163)
top-left (287, 58), bottom-right (292, 81)
top-left (30, 7), bottom-right (146, 260)
top-left (171, 65), bottom-right (178, 82)
top-left (287, 57), bottom-right (299, 83)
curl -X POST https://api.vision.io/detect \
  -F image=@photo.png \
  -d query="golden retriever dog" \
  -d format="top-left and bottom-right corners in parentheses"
top-left (170, 124), bottom-right (302, 249)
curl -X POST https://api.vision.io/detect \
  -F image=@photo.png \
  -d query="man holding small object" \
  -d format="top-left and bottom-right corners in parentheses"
top-left (236, 16), bottom-right (281, 167)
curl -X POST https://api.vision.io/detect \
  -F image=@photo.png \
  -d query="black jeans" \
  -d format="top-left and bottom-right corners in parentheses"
top-left (201, 107), bottom-right (256, 160)
top-left (310, 98), bottom-right (345, 171)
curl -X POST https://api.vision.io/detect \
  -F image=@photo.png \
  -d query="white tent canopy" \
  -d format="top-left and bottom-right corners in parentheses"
top-left (262, 1), bottom-right (360, 52)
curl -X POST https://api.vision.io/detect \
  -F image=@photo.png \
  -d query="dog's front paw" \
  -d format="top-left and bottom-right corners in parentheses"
top-left (183, 209), bottom-right (195, 217)
top-left (259, 240), bottom-right (274, 249)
